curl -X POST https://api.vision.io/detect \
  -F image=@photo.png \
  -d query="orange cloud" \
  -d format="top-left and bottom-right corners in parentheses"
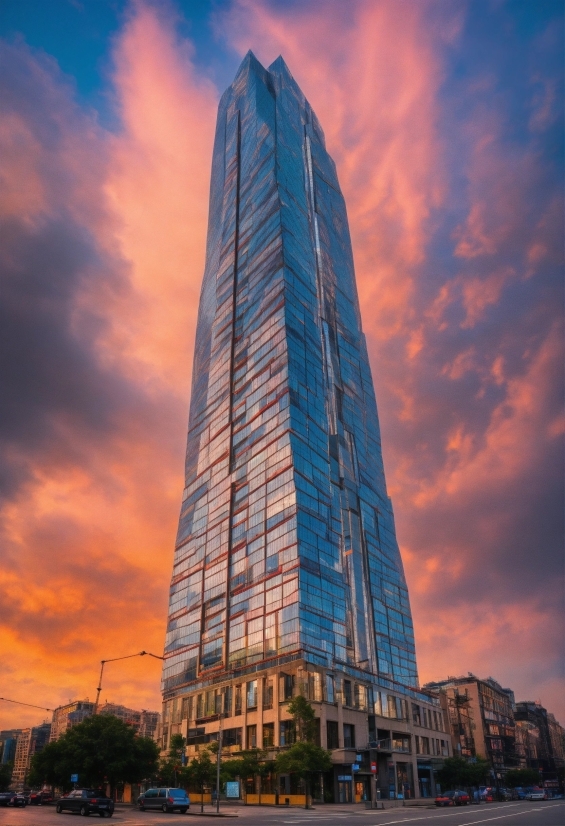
top-left (104, 0), bottom-right (217, 391)
top-left (0, 0), bottom-right (563, 731)
top-left (217, 0), bottom-right (564, 718)
top-left (0, 1), bottom-right (217, 729)
top-left (220, 0), bottom-right (452, 343)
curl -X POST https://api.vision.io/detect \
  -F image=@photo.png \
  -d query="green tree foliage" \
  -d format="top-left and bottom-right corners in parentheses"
top-left (436, 756), bottom-right (468, 789)
top-left (158, 734), bottom-right (190, 788)
top-left (187, 749), bottom-right (215, 813)
top-left (275, 742), bottom-right (332, 809)
top-left (504, 768), bottom-right (543, 788)
top-left (466, 757), bottom-right (491, 787)
top-left (222, 749), bottom-right (262, 782)
top-left (28, 714), bottom-right (159, 793)
top-left (219, 749), bottom-right (275, 803)
top-left (287, 695), bottom-right (317, 743)
top-left (436, 756), bottom-right (491, 790)
top-left (0, 762), bottom-right (13, 792)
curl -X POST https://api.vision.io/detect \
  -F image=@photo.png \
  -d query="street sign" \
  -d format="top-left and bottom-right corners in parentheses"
top-left (71, 774), bottom-right (78, 783)
top-left (338, 775), bottom-right (352, 782)
top-left (352, 764), bottom-right (360, 772)
top-left (225, 781), bottom-right (239, 798)
top-left (371, 762), bottom-right (377, 774)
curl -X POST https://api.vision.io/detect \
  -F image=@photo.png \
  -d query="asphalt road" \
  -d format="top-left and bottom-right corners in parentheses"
top-left (0, 802), bottom-right (562, 826)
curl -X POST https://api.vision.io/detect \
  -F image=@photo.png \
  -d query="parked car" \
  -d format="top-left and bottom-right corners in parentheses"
top-left (435, 790), bottom-right (470, 807)
top-left (137, 788), bottom-right (190, 813)
top-left (514, 787), bottom-right (527, 800)
top-left (525, 788), bottom-right (546, 801)
top-left (29, 791), bottom-right (54, 805)
top-left (499, 787), bottom-right (516, 801)
top-left (0, 791), bottom-right (27, 807)
top-left (55, 789), bottom-right (114, 817)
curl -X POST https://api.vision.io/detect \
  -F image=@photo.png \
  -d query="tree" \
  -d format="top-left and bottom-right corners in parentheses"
top-left (28, 714), bottom-right (159, 795)
top-left (275, 742), bottom-right (332, 809)
top-left (465, 757), bottom-right (491, 787)
top-left (219, 749), bottom-right (274, 804)
top-left (436, 756), bottom-right (468, 789)
top-left (188, 749), bottom-right (216, 814)
top-left (0, 762), bottom-right (13, 792)
top-left (158, 734), bottom-right (189, 788)
top-left (436, 756), bottom-right (490, 791)
top-left (287, 695), bottom-right (317, 743)
top-left (505, 768), bottom-right (543, 788)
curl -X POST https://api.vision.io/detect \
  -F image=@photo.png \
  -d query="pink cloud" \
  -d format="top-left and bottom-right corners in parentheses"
top-left (218, 0), bottom-right (564, 717)
top-left (0, 1), bottom-right (217, 729)
top-left (0, 0), bottom-right (562, 729)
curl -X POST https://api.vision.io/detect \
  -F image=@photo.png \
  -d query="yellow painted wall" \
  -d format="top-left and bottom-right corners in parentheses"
top-left (245, 793), bottom-right (306, 806)
top-left (189, 793), bottom-right (212, 803)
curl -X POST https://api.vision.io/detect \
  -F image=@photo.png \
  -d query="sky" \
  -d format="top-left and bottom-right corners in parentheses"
top-left (0, 0), bottom-right (563, 730)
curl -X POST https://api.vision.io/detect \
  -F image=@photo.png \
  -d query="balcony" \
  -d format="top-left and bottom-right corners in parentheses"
top-left (365, 738), bottom-right (411, 755)
top-left (366, 739), bottom-right (392, 753)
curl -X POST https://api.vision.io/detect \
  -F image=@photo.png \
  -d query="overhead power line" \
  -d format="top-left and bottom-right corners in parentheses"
top-left (0, 696), bottom-right (53, 711)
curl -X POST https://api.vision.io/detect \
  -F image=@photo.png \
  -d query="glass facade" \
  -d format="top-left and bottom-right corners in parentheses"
top-left (162, 52), bottom-right (418, 705)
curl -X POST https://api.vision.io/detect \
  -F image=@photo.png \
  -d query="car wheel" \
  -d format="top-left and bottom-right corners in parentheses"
top-left (162, 804), bottom-right (168, 813)
top-left (138, 803), bottom-right (145, 811)
top-left (56, 803), bottom-right (63, 813)
top-left (80, 805), bottom-right (90, 817)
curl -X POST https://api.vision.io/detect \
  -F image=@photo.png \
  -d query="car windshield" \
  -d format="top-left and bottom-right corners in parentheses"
top-left (169, 790), bottom-right (186, 797)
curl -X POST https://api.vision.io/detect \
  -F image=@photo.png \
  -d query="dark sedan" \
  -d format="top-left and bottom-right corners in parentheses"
top-left (56, 789), bottom-right (114, 817)
top-left (435, 790), bottom-right (470, 806)
top-left (0, 791), bottom-right (27, 807)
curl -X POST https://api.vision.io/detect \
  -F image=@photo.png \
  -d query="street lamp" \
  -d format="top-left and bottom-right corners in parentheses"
top-left (94, 651), bottom-right (164, 710)
top-left (215, 711), bottom-right (225, 814)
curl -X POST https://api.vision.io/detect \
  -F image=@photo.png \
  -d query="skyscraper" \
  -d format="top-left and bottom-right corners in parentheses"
top-left (162, 53), bottom-right (447, 803)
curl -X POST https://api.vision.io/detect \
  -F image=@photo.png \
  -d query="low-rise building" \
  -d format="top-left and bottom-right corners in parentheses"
top-left (97, 703), bottom-right (159, 739)
top-left (139, 710), bottom-right (160, 740)
top-left (547, 713), bottom-right (565, 770)
top-left (0, 730), bottom-right (21, 765)
top-left (514, 701), bottom-right (565, 778)
top-left (515, 720), bottom-right (541, 768)
top-left (50, 700), bottom-right (159, 745)
top-left (50, 701), bottom-right (95, 741)
top-left (424, 674), bottom-right (519, 774)
top-left (11, 723), bottom-right (51, 790)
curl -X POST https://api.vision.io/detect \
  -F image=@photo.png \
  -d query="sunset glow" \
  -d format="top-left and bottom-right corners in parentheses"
top-left (0, 0), bottom-right (562, 730)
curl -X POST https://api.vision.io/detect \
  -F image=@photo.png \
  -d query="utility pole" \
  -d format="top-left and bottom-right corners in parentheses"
top-left (216, 712), bottom-right (224, 813)
top-left (94, 651), bottom-right (164, 711)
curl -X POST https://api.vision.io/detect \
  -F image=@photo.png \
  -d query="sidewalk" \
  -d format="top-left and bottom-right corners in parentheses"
top-left (113, 799), bottom-right (437, 812)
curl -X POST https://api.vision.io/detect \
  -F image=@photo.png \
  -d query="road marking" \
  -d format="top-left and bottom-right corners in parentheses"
top-left (452, 803), bottom-right (564, 825)
top-left (350, 803), bottom-right (526, 824)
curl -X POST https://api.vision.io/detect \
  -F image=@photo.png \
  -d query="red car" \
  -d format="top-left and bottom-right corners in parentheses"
top-left (29, 791), bottom-right (54, 805)
top-left (435, 790), bottom-right (470, 806)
